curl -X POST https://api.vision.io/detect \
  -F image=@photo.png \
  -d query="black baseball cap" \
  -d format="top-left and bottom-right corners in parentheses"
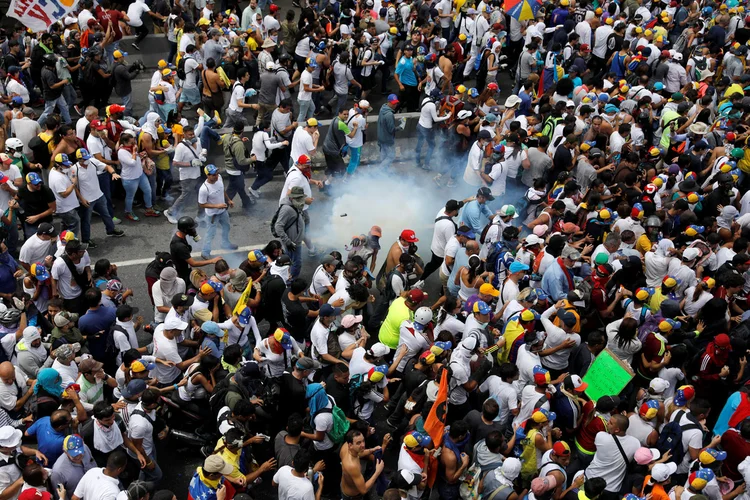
top-left (37, 222), bottom-right (58, 237)
top-left (477, 187), bottom-right (495, 201)
top-left (446, 199), bottom-right (465, 212)
top-left (171, 293), bottom-right (195, 308)
top-left (65, 240), bottom-right (88, 254)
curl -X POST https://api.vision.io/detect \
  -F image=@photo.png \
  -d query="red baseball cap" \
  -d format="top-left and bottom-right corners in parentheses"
top-left (408, 289), bottom-right (426, 303)
top-left (270, 3), bottom-right (279, 11)
top-left (90, 119), bottom-right (106, 131)
top-left (553, 441), bottom-right (571, 456)
top-left (297, 154), bottom-right (310, 165)
top-left (400, 229), bottom-right (419, 243)
top-left (661, 49), bottom-right (671, 58)
top-left (579, 44), bottom-right (590, 52)
top-left (19, 489), bottom-right (51, 500)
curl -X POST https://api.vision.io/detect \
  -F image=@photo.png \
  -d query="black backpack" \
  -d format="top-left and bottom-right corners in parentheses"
top-left (208, 378), bottom-right (247, 428)
top-left (655, 410), bottom-right (701, 466)
top-left (176, 55), bottom-right (191, 80)
top-left (28, 134), bottom-right (53, 168)
top-left (270, 204), bottom-right (300, 238)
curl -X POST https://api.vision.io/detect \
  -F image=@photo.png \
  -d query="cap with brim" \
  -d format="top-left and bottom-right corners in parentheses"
top-left (203, 455), bottom-right (234, 475)
top-left (0, 427), bottom-right (23, 448)
top-left (296, 357), bottom-right (322, 371)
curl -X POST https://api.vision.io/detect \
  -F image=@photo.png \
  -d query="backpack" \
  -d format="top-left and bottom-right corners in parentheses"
top-left (486, 241), bottom-right (514, 288)
top-left (270, 204), bottom-right (300, 238)
top-left (177, 55), bottom-right (192, 80)
top-left (693, 56), bottom-right (708, 81)
top-left (316, 396), bottom-right (351, 444)
top-left (654, 410), bottom-right (701, 466)
top-left (28, 134), bottom-right (53, 167)
top-left (209, 378), bottom-right (247, 427)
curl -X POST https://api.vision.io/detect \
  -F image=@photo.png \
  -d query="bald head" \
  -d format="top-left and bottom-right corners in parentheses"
top-left (610, 414), bottom-right (629, 435)
top-left (0, 362), bottom-right (14, 385)
top-left (466, 240), bottom-right (480, 255)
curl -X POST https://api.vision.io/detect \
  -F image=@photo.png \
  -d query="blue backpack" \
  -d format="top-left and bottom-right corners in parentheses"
top-left (655, 410), bottom-right (701, 466)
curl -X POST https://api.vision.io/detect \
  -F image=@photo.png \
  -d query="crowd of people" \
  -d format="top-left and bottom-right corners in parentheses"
top-left (3, 0), bottom-right (750, 500)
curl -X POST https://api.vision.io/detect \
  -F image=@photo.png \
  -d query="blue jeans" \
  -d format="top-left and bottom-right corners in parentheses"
top-left (123, 174), bottom-right (153, 213)
top-left (104, 42), bottom-right (117, 67)
top-left (379, 143), bottom-right (395, 169)
top-left (328, 92), bottom-right (348, 116)
top-left (39, 95), bottom-right (71, 127)
top-left (98, 173), bottom-right (115, 215)
top-left (139, 452), bottom-right (163, 488)
top-left (167, 41), bottom-right (177, 65)
top-left (202, 210), bottom-right (232, 255)
top-left (79, 195), bottom-right (116, 242)
top-left (297, 99), bottom-right (315, 123)
top-left (346, 146), bottom-right (362, 175)
top-left (121, 93), bottom-right (133, 116)
top-left (200, 122), bottom-right (221, 149)
top-left (156, 168), bottom-right (172, 198)
top-left (285, 243), bottom-right (302, 280)
top-left (59, 209), bottom-right (81, 236)
top-left (415, 124), bottom-right (435, 167)
top-left (250, 161), bottom-right (274, 190)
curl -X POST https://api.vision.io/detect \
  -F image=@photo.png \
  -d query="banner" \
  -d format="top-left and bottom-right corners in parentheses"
top-left (8, 0), bottom-right (79, 33)
top-left (423, 366), bottom-right (449, 488)
top-left (582, 348), bottom-right (635, 403)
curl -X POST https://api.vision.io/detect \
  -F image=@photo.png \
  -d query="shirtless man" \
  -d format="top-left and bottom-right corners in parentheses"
top-left (383, 229), bottom-right (422, 277)
top-left (340, 429), bottom-right (390, 500)
top-left (438, 48), bottom-right (454, 93)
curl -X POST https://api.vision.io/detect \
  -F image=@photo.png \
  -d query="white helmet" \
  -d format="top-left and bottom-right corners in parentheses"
top-left (5, 138), bottom-right (23, 157)
top-left (414, 306), bottom-right (433, 326)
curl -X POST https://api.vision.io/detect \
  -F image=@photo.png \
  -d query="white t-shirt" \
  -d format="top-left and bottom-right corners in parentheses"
top-left (310, 320), bottom-right (331, 363)
top-left (430, 208), bottom-right (456, 257)
top-left (152, 325), bottom-right (182, 383)
top-left (127, 403), bottom-right (156, 456)
top-left (279, 167), bottom-right (312, 211)
top-left (290, 129), bottom-right (315, 170)
top-left (152, 280), bottom-right (186, 323)
top-left (76, 117), bottom-right (90, 141)
top-left (513, 384), bottom-right (550, 427)
top-left (479, 375), bottom-right (518, 424)
top-left (309, 265), bottom-right (334, 296)
top-left (48, 169), bottom-right (79, 214)
top-left (585, 433), bottom-right (641, 492)
top-left (487, 161), bottom-right (508, 197)
top-left (312, 398), bottom-right (335, 450)
top-left (670, 409), bottom-right (703, 473)
top-left (396, 321), bottom-right (430, 372)
top-left (0, 166), bottom-right (20, 211)
top-left (173, 140), bottom-right (203, 181)
top-left (227, 82), bottom-right (246, 113)
top-left (272, 466), bottom-right (315, 500)
top-left (52, 359), bottom-right (79, 387)
top-left (51, 254), bottom-right (89, 299)
top-left (71, 163), bottom-right (103, 203)
top-left (73, 467), bottom-right (123, 500)
top-left (345, 110), bottom-right (366, 149)
top-left (198, 177), bottom-right (226, 216)
top-left (126, 0), bottom-right (151, 27)
top-left (348, 347), bottom-right (386, 420)
top-left (299, 71), bottom-right (313, 101)
top-left (0, 367), bottom-right (28, 412)
top-left (19, 235), bottom-right (53, 266)
top-left (440, 236), bottom-right (462, 276)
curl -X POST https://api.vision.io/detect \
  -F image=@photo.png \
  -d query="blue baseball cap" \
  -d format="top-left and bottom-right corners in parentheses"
top-left (468, 87), bottom-right (479, 97)
top-left (387, 93), bottom-right (399, 103)
top-left (248, 249), bottom-right (267, 263)
top-left (11, 96), bottom-right (23, 105)
top-left (472, 300), bottom-right (491, 315)
top-left (122, 379), bottom-right (148, 399)
top-left (237, 307), bottom-right (253, 326)
top-left (201, 321), bottom-right (222, 336)
top-left (654, 82), bottom-right (665, 91)
top-left (76, 148), bottom-right (92, 161)
top-left (204, 164), bottom-right (219, 175)
top-left (26, 172), bottom-right (43, 185)
top-left (319, 303), bottom-right (342, 317)
top-left (54, 153), bottom-right (72, 166)
top-left (457, 228), bottom-right (476, 239)
top-left (63, 435), bottom-right (85, 457)
top-left (509, 261), bottom-right (530, 273)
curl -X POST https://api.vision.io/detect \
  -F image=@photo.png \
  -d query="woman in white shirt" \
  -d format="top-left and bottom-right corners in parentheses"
top-left (172, 355), bottom-right (220, 417)
top-left (117, 132), bottom-right (158, 221)
top-left (253, 328), bottom-right (305, 378)
top-left (605, 317), bottom-right (643, 365)
top-left (681, 278), bottom-right (715, 317)
top-left (433, 296), bottom-right (465, 342)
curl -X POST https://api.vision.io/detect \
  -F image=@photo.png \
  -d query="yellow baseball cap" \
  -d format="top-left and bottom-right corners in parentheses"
top-left (458, 33), bottom-right (467, 41)
top-left (561, 0), bottom-right (569, 5)
top-left (157, 60), bottom-right (168, 69)
top-left (457, 84), bottom-right (467, 93)
top-left (655, 36), bottom-right (664, 43)
top-left (595, 7), bottom-right (603, 14)
top-left (580, 143), bottom-right (591, 152)
top-left (635, 27), bottom-right (643, 34)
top-left (645, 29), bottom-right (653, 36)
top-left (389, 27), bottom-right (397, 34)
top-left (605, 17), bottom-right (613, 24)
top-left (306, 118), bottom-right (318, 127)
top-left (113, 50), bottom-right (124, 59)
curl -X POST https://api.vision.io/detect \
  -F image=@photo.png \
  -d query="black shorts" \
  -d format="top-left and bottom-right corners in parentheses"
top-left (361, 73), bottom-right (375, 90)
top-left (324, 152), bottom-right (346, 176)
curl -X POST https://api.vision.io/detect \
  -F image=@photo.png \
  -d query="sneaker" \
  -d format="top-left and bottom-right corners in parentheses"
top-left (214, 110), bottom-right (222, 125)
top-left (418, 164), bottom-right (431, 171)
top-left (224, 243), bottom-right (239, 250)
top-left (433, 174), bottom-right (443, 187)
top-left (112, 217), bottom-right (122, 225)
top-left (131, 42), bottom-right (140, 50)
top-left (248, 187), bottom-right (261, 199)
top-left (161, 194), bottom-right (175, 203)
top-left (107, 229), bottom-right (125, 237)
top-left (144, 208), bottom-right (161, 217)
top-left (125, 212), bottom-right (140, 222)
top-left (74, 105), bottom-right (83, 116)
top-left (446, 179), bottom-right (457, 188)
top-left (85, 240), bottom-right (98, 249)
top-left (200, 252), bottom-right (211, 260)
top-left (307, 247), bottom-right (317, 257)
top-left (164, 210), bottom-right (178, 224)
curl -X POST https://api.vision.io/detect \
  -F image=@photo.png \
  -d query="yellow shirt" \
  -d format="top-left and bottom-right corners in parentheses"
top-left (649, 288), bottom-right (668, 311)
top-left (636, 234), bottom-right (654, 255)
top-left (214, 441), bottom-right (244, 480)
top-left (378, 297), bottom-right (412, 349)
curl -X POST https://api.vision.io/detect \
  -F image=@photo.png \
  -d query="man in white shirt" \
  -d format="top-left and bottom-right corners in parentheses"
top-left (345, 101), bottom-right (369, 176)
top-left (479, 363), bottom-right (520, 425)
top-left (71, 149), bottom-right (123, 246)
top-left (290, 119), bottom-right (320, 167)
top-left (165, 124), bottom-right (205, 223)
top-left (197, 164), bottom-right (237, 260)
top-left (18, 223), bottom-right (56, 273)
top-left (71, 450), bottom-right (127, 500)
top-left (592, 20), bottom-right (614, 71)
top-left (310, 304), bottom-right (347, 369)
top-left (540, 302), bottom-right (581, 376)
top-left (585, 414), bottom-right (641, 494)
top-left (51, 240), bottom-right (90, 314)
top-left (48, 154), bottom-right (80, 236)
top-left (0, 362), bottom-right (33, 421)
top-left (177, 45), bottom-right (202, 113)
top-left (10, 109), bottom-right (42, 156)
top-left (272, 449), bottom-right (319, 500)
top-left (76, 107), bottom-right (98, 142)
top-left (125, 389), bottom-right (163, 485)
top-left (416, 90), bottom-right (451, 170)
top-left (298, 60), bottom-right (324, 123)
top-left (424, 200), bottom-right (464, 280)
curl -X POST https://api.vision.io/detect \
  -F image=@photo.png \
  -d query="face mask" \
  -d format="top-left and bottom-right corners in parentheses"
top-left (12, 152), bottom-right (22, 159)
top-left (189, 137), bottom-right (198, 144)
top-left (478, 321), bottom-right (489, 329)
top-left (217, 273), bottom-right (230, 282)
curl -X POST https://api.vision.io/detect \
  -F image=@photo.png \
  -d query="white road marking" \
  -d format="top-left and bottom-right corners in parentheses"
top-left (112, 244), bottom-right (265, 267)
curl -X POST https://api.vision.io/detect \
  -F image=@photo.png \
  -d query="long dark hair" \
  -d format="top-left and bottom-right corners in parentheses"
top-left (437, 296), bottom-right (460, 326)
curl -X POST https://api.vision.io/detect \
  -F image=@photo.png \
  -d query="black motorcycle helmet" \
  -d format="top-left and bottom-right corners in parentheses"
top-left (43, 53), bottom-right (57, 66)
top-left (177, 216), bottom-right (198, 237)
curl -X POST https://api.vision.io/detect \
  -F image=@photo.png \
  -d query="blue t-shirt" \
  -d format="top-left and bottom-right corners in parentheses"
top-left (27, 417), bottom-right (66, 465)
top-left (395, 56), bottom-right (418, 87)
top-left (78, 307), bottom-right (117, 361)
top-left (0, 252), bottom-right (18, 295)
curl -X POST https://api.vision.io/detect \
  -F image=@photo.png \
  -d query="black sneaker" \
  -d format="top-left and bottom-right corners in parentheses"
top-left (85, 240), bottom-right (98, 249)
top-left (107, 229), bottom-right (125, 237)
top-left (131, 42), bottom-right (140, 50)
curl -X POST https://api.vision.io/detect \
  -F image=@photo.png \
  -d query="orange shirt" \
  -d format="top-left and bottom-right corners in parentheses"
top-left (641, 476), bottom-right (670, 500)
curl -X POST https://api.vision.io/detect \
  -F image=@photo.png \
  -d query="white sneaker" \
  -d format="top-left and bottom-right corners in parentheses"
top-left (248, 187), bottom-right (261, 199)
top-left (164, 210), bottom-right (178, 224)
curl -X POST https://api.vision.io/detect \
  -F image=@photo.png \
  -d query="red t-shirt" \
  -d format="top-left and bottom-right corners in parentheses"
top-left (574, 400), bottom-right (607, 453)
top-left (97, 9), bottom-right (124, 40)
top-left (636, 332), bottom-right (667, 378)
top-left (721, 429), bottom-right (750, 481)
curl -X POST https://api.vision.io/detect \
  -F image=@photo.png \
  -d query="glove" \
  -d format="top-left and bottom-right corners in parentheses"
top-left (191, 159), bottom-right (202, 168)
top-left (413, 280), bottom-right (425, 290)
top-left (163, 145), bottom-right (175, 154)
top-left (199, 155), bottom-right (207, 163)
top-left (287, 242), bottom-right (297, 252)
top-left (378, 60), bottom-right (385, 66)
top-left (124, 116), bottom-right (137, 125)
top-left (244, 88), bottom-right (258, 98)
